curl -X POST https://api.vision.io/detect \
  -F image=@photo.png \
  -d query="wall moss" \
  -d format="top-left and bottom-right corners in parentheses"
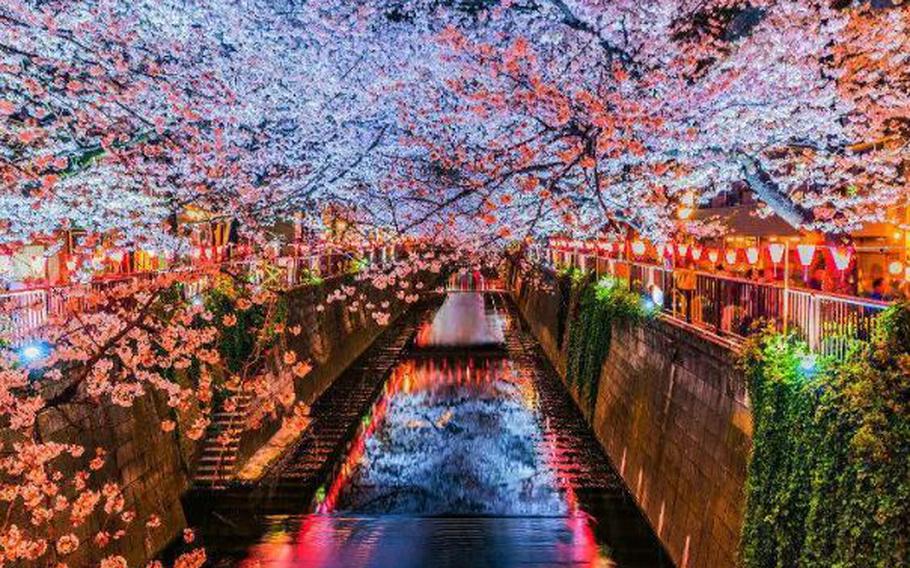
top-left (565, 275), bottom-right (649, 412)
top-left (740, 304), bottom-right (910, 567)
top-left (204, 278), bottom-right (287, 375)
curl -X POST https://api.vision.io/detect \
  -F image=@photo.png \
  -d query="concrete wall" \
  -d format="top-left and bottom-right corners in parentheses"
top-left (286, 279), bottom-right (400, 406)
top-left (28, 272), bottom-right (436, 567)
top-left (35, 390), bottom-right (197, 568)
top-left (512, 269), bottom-right (752, 568)
top-left (234, 274), bottom-right (437, 466)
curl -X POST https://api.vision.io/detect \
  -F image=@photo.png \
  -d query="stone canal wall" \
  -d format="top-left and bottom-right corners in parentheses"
top-left (34, 389), bottom-right (198, 568)
top-left (511, 269), bottom-right (752, 568)
top-left (232, 277), bottom-right (432, 470)
top-left (30, 273), bottom-right (436, 568)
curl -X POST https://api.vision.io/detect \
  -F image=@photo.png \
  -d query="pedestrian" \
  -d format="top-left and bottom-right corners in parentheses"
top-left (868, 277), bottom-right (887, 301)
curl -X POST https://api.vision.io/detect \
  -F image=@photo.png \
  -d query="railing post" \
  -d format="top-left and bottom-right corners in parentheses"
top-left (783, 242), bottom-right (790, 334)
top-left (714, 278), bottom-right (723, 332)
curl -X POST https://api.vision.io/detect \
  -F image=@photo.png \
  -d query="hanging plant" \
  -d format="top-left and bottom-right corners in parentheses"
top-left (565, 275), bottom-right (650, 411)
top-left (739, 303), bottom-right (910, 568)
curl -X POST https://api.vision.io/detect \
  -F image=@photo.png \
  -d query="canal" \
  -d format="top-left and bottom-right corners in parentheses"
top-left (202, 291), bottom-right (671, 567)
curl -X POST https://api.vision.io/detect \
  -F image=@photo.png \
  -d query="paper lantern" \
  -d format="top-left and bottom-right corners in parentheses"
top-left (631, 240), bottom-right (646, 257)
top-left (29, 256), bottom-right (46, 273)
top-left (708, 249), bottom-right (719, 264)
top-left (109, 250), bottom-right (124, 263)
top-left (725, 249), bottom-right (738, 265)
top-left (768, 243), bottom-right (786, 265)
top-left (829, 246), bottom-right (851, 271)
top-left (677, 243), bottom-right (689, 257)
top-left (797, 244), bottom-right (817, 281)
top-left (746, 246), bottom-right (759, 265)
top-left (691, 245), bottom-right (703, 261)
top-left (796, 244), bottom-right (816, 267)
top-left (889, 260), bottom-right (903, 276)
top-left (655, 243), bottom-right (667, 260)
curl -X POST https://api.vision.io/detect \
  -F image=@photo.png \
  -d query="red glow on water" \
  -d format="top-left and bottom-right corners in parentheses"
top-left (414, 320), bottom-right (433, 346)
top-left (316, 361), bottom-right (411, 514)
top-left (540, 415), bottom-right (604, 564)
top-left (236, 353), bottom-right (612, 567)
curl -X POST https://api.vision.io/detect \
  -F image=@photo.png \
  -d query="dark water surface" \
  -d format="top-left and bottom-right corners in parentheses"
top-left (204, 292), bottom-right (671, 567)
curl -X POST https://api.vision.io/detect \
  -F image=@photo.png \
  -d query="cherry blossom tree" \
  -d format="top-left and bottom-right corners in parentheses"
top-left (1, 1), bottom-right (909, 566)
top-left (384, 0), bottom-right (908, 241)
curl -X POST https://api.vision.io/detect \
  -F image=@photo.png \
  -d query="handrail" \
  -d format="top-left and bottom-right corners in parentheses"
top-left (0, 248), bottom-right (395, 346)
top-left (538, 245), bottom-right (890, 359)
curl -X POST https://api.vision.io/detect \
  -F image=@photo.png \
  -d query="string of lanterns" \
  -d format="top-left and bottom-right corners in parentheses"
top-left (547, 238), bottom-right (861, 281)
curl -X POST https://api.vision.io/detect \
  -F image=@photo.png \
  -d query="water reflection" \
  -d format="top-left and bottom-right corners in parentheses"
top-left (331, 356), bottom-right (564, 516)
top-left (214, 294), bottom-right (668, 567)
top-left (415, 292), bottom-right (505, 347)
top-left (234, 515), bottom-right (610, 568)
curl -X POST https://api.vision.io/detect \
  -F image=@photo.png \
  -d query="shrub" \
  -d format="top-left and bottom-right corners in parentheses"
top-left (740, 304), bottom-right (910, 567)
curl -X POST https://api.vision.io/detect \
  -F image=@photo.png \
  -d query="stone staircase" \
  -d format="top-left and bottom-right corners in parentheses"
top-left (255, 327), bottom-right (415, 509)
top-left (193, 392), bottom-right (253, 489)
top-left (185, 297), bottom-right (442, 514)
top-left (498, 291), bottom-right (628, 494)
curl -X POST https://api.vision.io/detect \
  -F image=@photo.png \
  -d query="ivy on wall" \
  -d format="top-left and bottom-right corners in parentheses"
top-left (565, 275), bottom-right (649, 410)
top-left (740, 303), bottom-right (910, 568)
top-left (554, 267), bottom-right (581, 350)
top-left (204, 278), bottom-right (288, 374)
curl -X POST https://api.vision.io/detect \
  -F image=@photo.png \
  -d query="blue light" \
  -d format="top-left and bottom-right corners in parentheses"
top-left (651, 286), bottom-right (664, 307)
top-left (18, 342), bottom-right (48, 364)
top-left (799, 354), bottom-right (817, 376)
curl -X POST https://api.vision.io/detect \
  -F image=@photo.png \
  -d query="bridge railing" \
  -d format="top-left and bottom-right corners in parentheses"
top-left (535, 246), bottom-right (889, 358)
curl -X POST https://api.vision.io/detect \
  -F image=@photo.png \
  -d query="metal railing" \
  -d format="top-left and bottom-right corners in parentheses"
top-left (538, 246), bottom-right (890, 359)
top-left (0, 246), bottom-right (399, 346)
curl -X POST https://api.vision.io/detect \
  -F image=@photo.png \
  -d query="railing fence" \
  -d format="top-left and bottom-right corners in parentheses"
top-left (1, 247), bottom-right (399, 347)
top-left (542, 246), bottom-right (888, 359)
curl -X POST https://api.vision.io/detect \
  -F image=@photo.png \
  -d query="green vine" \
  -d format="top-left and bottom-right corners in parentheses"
top-left (299, 268), bottom-right (325, 286)
top-left (348, 256), bottom-right (369, 275)
top-left (565, 275), bottom-right (649, 410)
top-left (740, 303), bottom-right (910, 567)
top-left (557, 265), bottom-right (587, 284)
top-left (204, 279), bottom-right (288, 375)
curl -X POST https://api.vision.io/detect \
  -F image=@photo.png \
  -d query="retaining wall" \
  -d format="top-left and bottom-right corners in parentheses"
top-left (512, 268), bottom-right (752, 568)
top-left (29, 272), bottom-right (435, 567)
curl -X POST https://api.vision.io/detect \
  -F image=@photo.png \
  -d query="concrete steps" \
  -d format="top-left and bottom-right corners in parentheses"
top-left (251, 318), bottom-right (421, 509)
top-left (193, 393), bottom-right (253, 489)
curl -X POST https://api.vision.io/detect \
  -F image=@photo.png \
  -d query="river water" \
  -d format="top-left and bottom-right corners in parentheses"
top-left (205, 292), bottom-right (671, 567)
